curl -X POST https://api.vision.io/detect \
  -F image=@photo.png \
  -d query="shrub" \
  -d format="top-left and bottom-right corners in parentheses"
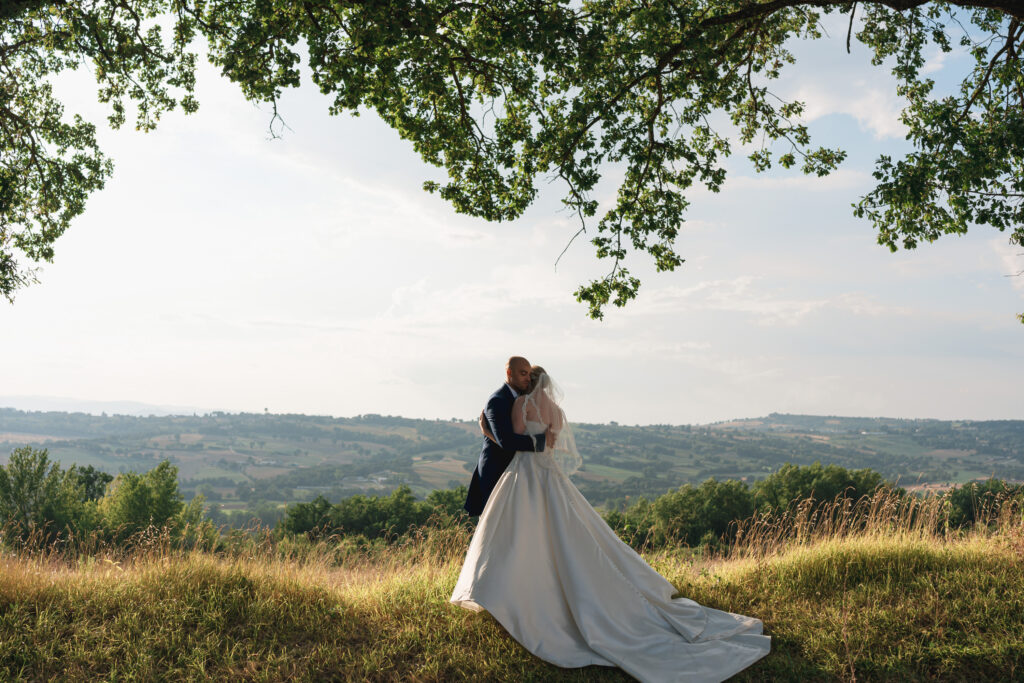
top-left (0, 446), bottom-right (93, 543)
top-left (100, 461), bottom-right (186, 539)
top-left (943, 479), bottom-right (1023, 528)
top-left (650, 478), bottom-right (755, 547)
top-left (279, 485), bottom-right (470, 543)
top-left (752, 461), bottom-right (888, 511)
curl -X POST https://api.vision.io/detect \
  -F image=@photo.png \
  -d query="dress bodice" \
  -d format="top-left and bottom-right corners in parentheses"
top-left (524, 419), bottom-right (547, 436)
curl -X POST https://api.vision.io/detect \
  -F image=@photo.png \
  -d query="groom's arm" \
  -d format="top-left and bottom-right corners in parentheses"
top-left (484, 395), bottom-right (546, 452)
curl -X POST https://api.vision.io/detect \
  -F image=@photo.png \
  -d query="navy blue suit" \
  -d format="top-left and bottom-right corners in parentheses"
top-left (463, 383), bottom-right (546, 516)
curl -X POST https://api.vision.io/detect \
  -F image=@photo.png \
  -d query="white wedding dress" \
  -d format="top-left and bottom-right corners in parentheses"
top-left (450, 416), bottom-right (770, 682)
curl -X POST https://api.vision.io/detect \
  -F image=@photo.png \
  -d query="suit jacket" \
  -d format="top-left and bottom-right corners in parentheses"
top-left (463, 383), bottom-right (546, 516)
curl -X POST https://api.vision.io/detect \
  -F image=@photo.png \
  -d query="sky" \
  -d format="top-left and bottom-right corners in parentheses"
top-left (1, 15), bottom-right (1022, 426)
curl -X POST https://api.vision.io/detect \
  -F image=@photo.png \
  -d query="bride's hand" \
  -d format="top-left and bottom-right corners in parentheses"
top-left (545, 427), bottom-right (557, 449)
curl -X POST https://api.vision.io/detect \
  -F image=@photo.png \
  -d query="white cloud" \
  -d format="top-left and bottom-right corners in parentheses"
top-left (725, 169), bottom-right (873, 192)
top-left (624, 277), bottom-right (835, 326)
top-left (764, 16), bottom-right (910, 141)
top-left (792, 81), bottom-right (908, 140)
top-left (992, 239), bottom-right (1024, 292)
top-left (920, 49), bottom-right (949, 76)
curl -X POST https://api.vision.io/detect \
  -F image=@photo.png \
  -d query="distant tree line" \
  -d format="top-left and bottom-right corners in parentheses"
top-left (3, 447), bottom-right (1022, 556)
top-left (279, 461), bottom-right (1024, 552)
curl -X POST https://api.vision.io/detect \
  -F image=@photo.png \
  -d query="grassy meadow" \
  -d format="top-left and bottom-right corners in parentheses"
top-left (1, 491), bottom-right (1022, 682)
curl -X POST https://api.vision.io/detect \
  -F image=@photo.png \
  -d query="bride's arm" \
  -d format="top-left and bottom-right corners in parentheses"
top-left (540, 394), bottom-right (564, 436)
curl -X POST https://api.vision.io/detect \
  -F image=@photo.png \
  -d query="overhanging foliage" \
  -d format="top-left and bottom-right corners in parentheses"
top-left (2, 1), bottom-right (1022, 317)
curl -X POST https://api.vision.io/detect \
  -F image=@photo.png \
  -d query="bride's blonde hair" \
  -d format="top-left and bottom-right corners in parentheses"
top-left (529, 365), bottom-right (546, 392)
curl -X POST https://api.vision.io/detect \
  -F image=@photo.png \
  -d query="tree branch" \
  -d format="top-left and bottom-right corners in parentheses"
top-left (700, 0), bottom-right (1024, 31)
top-left (957, 18), bottom-right (1020, 125)
top-left (846, 1), bottom-right (857, 54)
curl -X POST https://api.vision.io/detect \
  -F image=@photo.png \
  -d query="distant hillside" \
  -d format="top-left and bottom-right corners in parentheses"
top-left (2, 408), bottom-right (1022, 511)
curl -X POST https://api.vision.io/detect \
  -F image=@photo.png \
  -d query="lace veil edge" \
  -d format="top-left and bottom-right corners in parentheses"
top-left (522, 372), bottom-right (582, 477)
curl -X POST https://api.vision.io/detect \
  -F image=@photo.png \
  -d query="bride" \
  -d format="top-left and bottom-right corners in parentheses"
top-left (450, 366), bottom-right (770, 682)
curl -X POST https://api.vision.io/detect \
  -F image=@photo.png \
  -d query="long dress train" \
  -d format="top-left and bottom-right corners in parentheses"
top-left (450, 421), bottom-right (770, 683)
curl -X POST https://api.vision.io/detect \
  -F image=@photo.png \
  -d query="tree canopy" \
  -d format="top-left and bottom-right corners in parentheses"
top-left (2, 0), bottom-right (1022, 318)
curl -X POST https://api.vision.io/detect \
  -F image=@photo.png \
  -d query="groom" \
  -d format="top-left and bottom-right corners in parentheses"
top-left (463, 356), bottom-right (548, 516)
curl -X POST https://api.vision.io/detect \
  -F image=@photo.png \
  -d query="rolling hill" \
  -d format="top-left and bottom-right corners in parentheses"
top-left (2, 408), bottom-right (1022, 515)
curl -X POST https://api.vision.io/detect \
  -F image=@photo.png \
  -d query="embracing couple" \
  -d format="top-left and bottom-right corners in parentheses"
top-left (450, 356), bottom-right (771, 683)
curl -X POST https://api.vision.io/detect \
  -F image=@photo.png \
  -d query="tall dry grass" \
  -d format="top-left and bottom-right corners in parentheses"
top-left (727, 487), bottom-right (1024, 559)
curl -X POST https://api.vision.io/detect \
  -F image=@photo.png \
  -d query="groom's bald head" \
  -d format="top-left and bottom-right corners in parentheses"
top-left (506, 356), bottom-right (532, 393)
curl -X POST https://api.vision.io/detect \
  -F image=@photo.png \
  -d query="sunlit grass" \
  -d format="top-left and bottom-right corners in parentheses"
top-left (1, 492), bottom-right (1022, 681)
